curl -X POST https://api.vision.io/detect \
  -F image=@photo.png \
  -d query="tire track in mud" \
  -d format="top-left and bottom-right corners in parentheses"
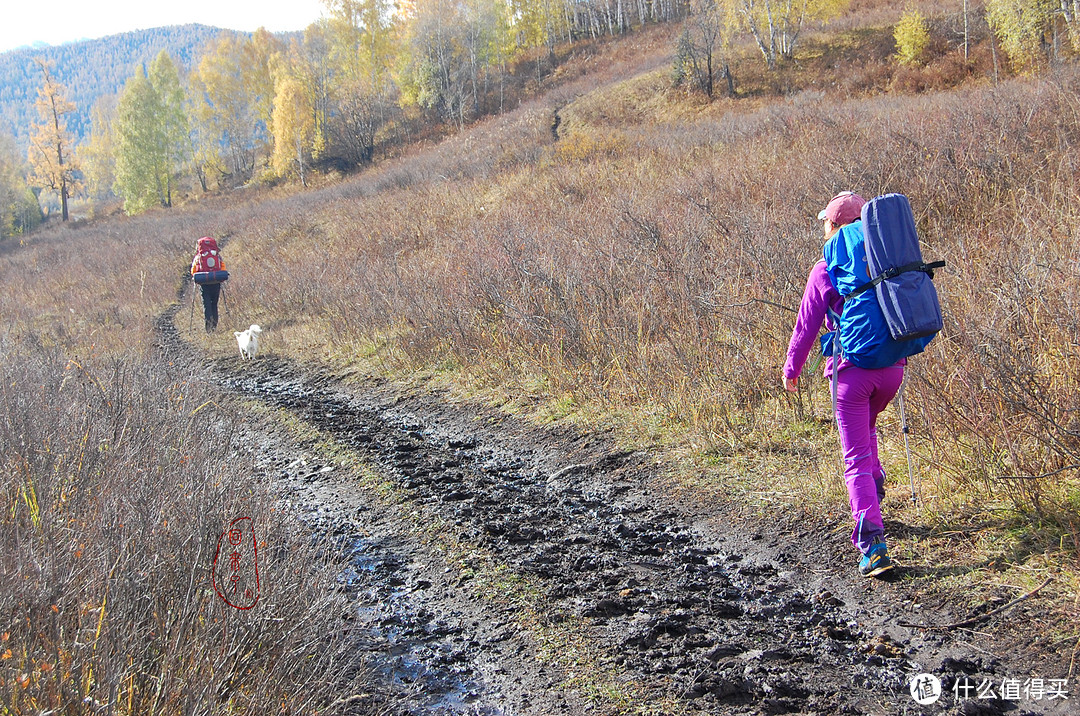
top-left (156, 305), bottom-right (1063, 716)
top-left (215, 357), bottom-right (916, 715)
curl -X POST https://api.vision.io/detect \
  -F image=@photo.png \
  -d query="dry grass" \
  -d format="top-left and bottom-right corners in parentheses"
top-left (0, 342), bottom-right (364, 714)
top-left (212, 65), bottom-right (1080, 581)
top-left (0, 170), bottom-right (374, 714)
top-left (1, 6), bottom-right (1079, 697)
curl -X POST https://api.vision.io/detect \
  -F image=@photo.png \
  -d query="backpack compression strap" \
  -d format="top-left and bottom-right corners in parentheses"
top-left (826, 307), bottom-right (843, 426)
top-left (845, 260), bottom-right (946, 301)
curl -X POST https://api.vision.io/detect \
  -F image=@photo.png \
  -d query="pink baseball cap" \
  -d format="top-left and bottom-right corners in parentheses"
top-left (816, 191), bottom-right (867, 225)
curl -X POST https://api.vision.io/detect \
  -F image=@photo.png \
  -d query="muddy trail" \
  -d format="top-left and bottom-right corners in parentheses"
top-left (156, 306), bottom-right (1068, 716)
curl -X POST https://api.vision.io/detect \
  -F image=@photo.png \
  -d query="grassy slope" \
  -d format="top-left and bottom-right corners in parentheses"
top-left (0, 129), bottom-right (365, 716)
top-left (217, 21), bottom-right (1075, 619)
top-left (3, 3), bottom-right (1079, 698)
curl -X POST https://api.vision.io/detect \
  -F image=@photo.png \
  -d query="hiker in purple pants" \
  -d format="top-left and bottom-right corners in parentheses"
top-left (782, 192), bottom-right (901, 577)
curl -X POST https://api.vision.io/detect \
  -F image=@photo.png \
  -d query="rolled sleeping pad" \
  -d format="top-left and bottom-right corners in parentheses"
top-left (193, 270), bottom-right (230, 285)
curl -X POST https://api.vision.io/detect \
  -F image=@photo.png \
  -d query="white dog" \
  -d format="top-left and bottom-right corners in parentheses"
top-left (234, 325), bottom-right (262, 360)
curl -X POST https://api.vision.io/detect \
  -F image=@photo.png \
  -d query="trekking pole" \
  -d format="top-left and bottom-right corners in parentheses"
top-left (895, 371), bottom-right (918, 507)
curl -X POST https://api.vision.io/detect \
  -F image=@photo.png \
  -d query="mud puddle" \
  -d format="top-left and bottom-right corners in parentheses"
top-left (157, 307), bottom-right (1069, 715)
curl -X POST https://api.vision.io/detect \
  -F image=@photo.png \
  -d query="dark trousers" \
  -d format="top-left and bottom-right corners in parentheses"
top-left (200, 283), bottom-right (221, 332)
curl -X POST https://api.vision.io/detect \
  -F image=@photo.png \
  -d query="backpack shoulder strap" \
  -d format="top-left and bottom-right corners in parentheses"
top-left (846, 260), bottom-right (947, 301)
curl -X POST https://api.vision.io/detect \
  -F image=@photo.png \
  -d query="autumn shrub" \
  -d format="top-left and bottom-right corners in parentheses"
top-left (549, 129), bottom-right (630, 163)
top-left (0, 206), bottom-right (223, 356)
top-left (207, 65), bottom-right (1080, 532)
top-left (0, 340), bottom-right (363, 714)
top-left (919, 47), bottom-right (978, 86)
top-left (895, 7), bottom-right (932, 66)
top-left (3, 16), bottom-right (1078, 548)
top-left (888, 7), bottom-right (997, 94)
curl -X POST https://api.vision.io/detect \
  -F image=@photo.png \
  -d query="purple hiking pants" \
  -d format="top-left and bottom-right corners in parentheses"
top-left (831, 364), bottom-right (904, 554)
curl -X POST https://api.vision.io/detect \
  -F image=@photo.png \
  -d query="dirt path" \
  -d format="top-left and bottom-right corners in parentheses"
top-left (157, 306), bottom-right (1071, 715)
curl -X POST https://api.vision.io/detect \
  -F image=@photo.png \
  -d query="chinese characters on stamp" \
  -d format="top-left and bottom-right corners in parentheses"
top-left (212, 516), bottom-right (260, 609)
top-left (910, 673), bottom-right (943, 705)
top-left (910, 673), bottom-right (1069, 706)
top-left (953, 676), bottom-right (1070, 703)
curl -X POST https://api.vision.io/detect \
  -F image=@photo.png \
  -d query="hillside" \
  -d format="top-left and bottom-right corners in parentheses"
top-left (1, 5), bottom-right (1078, 714)
top-left (0, 24), bottom-right (245, 149)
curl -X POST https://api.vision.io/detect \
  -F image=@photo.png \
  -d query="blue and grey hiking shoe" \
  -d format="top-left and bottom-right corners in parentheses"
top-left (859, 540), bottom-right (894, 578)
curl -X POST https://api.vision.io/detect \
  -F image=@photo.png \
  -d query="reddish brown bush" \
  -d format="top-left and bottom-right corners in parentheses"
top-left (218, 68), bottom-right (1080, 524)
top-left (0, 344), bottom-right (363, 713)
top-left (2, 35), bottom-right (1077, 535)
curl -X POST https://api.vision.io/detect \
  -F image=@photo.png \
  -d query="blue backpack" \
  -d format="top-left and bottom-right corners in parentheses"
top-left (823, 194), bottom-right (944, 369)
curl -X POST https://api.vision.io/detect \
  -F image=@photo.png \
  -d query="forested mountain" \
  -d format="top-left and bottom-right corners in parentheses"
top-left (0, 25), bottom-right (245, 149)
top-left (4, 0), bottom-right (1072, 230)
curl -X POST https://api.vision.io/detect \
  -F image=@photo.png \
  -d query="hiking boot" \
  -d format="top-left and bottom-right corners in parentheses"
top-left (858, 540), bottom-right (894, 578)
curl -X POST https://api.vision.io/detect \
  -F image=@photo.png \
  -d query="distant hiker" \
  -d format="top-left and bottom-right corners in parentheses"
top-left (782, 192), bottom-right (901, 578)
top-left (190, 236), bottom-right (229, 333)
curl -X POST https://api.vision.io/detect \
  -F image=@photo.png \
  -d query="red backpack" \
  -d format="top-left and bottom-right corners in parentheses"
top-left (192, 237), bottom-right (229, 284)
top-left (194, 237), bottom-right (223, 272)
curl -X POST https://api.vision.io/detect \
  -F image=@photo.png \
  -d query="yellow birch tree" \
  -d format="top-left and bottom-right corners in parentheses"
top-left (324, 0), bottom-right (398, 165)
top-left (729, 0), bottom-right (849, 69)
top-left (191, 34), bottom-right (272, 184)
top-left (79, 96), bottom-right (117, 209)
top-left (985, 0), bottom-right (1057, 70)
top-left (270, 74), bottom-right (316, 185)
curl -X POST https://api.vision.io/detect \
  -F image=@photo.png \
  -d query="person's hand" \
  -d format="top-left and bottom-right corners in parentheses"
top-left (783, 376), bottom-right (798, 392)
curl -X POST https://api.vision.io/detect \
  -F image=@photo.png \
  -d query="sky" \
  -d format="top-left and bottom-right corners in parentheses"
top-left (0, 0), bottom-right (327, 54)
